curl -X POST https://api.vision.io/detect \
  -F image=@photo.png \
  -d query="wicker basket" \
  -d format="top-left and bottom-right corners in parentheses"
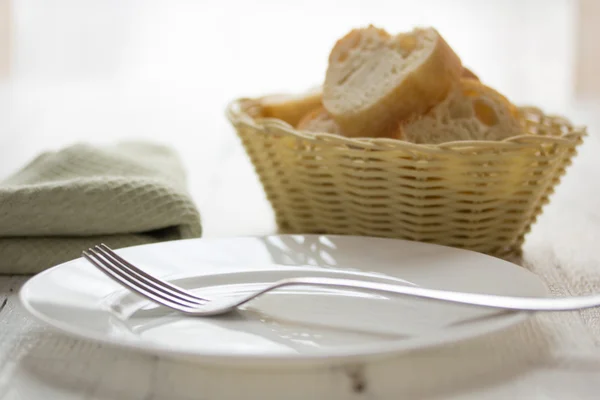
top-left (226, 97), bottom-right (585, 258)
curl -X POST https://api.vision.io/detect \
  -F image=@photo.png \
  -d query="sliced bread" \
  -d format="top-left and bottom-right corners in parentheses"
top-left (323, 26), bottom-right (463, 138)
top-left (296, 107), bottom-right (341, 134)
top-left (260, 86), bottom-right (323, 126)
top-left (396, 79), bottom-right (522, 144)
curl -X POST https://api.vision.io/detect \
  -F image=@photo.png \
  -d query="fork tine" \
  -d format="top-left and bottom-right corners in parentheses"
top-left (83, 249), bottom-right (200, 311)
top-left (93, 246), bottom-right (205, 306)
top-left (96, 244), bottom-right (207, 303)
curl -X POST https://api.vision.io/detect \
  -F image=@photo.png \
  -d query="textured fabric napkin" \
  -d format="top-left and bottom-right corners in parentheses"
top-left (0, 142), bottom-right (202, 274)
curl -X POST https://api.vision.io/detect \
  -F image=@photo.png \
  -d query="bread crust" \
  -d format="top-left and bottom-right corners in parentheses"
top-left (261, 86), bottom-right (323, 126)
top-left (462, 67), bottom-right (479, 81)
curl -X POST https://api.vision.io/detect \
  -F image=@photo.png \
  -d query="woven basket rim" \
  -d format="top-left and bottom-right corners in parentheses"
top-left (226, 97), bottom-right (587, 153)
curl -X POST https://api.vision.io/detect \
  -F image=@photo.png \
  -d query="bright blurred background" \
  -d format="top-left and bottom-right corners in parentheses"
top-left (0, 0), bottom-right (598, 235)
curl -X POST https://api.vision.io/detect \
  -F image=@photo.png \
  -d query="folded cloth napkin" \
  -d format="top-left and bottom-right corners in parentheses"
top-left (0, 142), bottom-right (202, 274)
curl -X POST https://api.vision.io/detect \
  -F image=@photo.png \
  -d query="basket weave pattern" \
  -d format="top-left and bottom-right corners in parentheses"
top-left (227, 99), bottom-right (585, 257)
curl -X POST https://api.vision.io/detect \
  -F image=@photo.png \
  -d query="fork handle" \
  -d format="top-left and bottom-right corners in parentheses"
top-left (244, 277), bottom-right (600, 312)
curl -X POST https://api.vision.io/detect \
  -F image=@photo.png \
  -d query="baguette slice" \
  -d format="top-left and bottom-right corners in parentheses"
top-left (260, 86), bottom-right (323, 126)
top-left (396, 79), bottom-right (522, 144)
top-left (323, 26), bottom-right (463, 138)
top-left (296, 107), bottom-right (341, 134)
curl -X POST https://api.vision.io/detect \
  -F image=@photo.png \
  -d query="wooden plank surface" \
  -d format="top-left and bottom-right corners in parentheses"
top-left (2, 133), bottom-right (600, 399)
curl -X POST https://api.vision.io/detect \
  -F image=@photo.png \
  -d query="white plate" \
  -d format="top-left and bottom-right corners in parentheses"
top-left (20, 235), bottom-right (546, 366)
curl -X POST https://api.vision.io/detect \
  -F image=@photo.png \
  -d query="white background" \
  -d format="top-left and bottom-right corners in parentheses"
top-left (0, 0), bottom-right (595, 235)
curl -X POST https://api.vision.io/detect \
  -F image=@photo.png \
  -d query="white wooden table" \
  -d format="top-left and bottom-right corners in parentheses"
top-left (2, 98), bottom-right (600, 399)
top-left (3, 1), bottom-right (600, 398)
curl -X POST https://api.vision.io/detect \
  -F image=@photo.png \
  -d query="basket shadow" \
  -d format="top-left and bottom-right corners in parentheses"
top-left (257, 233), bottom-right (526, 275)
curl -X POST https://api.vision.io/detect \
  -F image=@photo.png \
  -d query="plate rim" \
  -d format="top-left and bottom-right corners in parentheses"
top-left (19, 235), bottom-right (545, 366)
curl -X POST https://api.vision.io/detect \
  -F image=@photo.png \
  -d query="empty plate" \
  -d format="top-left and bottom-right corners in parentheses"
top-left (20, 235), bottom-right (547, 366)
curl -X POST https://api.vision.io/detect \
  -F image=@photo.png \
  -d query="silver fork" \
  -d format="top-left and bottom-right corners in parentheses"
top-left (82, 244), bottom-right (600, 317)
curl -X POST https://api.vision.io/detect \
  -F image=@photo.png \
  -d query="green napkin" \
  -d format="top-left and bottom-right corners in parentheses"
top-left (0, 142), bottom-right (202, 274)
